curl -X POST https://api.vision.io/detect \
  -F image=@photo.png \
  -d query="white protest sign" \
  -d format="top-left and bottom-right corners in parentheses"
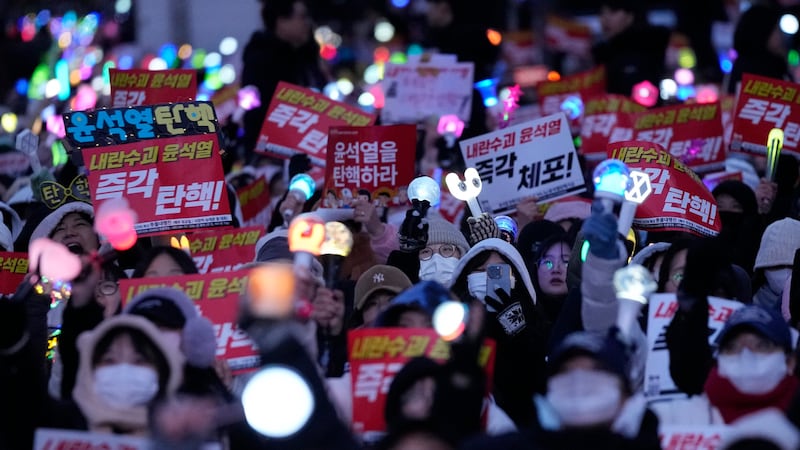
top-left (659, 425), bottom-right (728, 450)
top-left (381, 60), bottom-right (474, 124)
top-left (644, 294), bottom-right (743, 402)
top-left (458, 112), bottom-right (586, 214)
top-left (35, 428), bottom-right (222, 450)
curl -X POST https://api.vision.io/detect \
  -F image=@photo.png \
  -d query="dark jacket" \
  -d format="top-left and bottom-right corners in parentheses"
top-left (726, 5), bottom-right (791, 94)
top-left (592, 24), bottom-right (670, 97)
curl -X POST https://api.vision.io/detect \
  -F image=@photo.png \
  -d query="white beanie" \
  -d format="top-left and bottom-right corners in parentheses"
top-left (754, 218), bottom-right (800, 271)
top-left (427, 213), bottom-right (469, 256)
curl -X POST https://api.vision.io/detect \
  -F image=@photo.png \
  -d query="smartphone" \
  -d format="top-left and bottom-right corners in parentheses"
top-left (486, 263), bottom-right (512, 302)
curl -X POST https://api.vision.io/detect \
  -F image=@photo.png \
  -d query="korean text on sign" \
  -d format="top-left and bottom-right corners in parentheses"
top-left (459, 112), bottom-right (586, 215)
top-left (536, 65), bottom-right (606, 118)
top-left (324, 125), bottom-right (416, 208)
top-left (120, 271), bottom-right (259, 375)
top-left (256, 82), bottom-right (376, 165)
top-left (63, 101), bottom-right (218, 150)
top-left (0, 252), bottom-right (28, 295)
top-left (731, 73), bottom-right (800, 157)
top-left (188, 226), bottom-right (263, 274)
top-left (109, 68), bottom-right (197, 107)
top-left (84, 133), bottom-right (232, 236)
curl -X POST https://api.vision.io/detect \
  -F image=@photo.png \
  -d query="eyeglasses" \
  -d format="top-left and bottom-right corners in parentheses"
top-left (96, 281), bottom-right (119, 296)
top-left (671, 271), bottom-right (684, 285)
top-left (538, 258), bottom-right (569, 271)
top-left (419, 244), bottom-right (458, 261)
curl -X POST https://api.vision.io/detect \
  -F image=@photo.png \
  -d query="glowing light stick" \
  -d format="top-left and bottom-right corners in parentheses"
top-left (613, 264), bottom-right (656, 340)
top-left (408, 176), bottom-right (440, 211)
top-left (170, 235), bottom-right (191, 254)
top-left (632, 81), bottom-right (658, 107)
top-left (494, 215), bottom-right (518, 242)
top-left (433, 301), bottom-right (468, 341)
top-left (319, 222), bottom-right (353, 288)
top-left (242, 365), bottom-right (314, 438)
top-left (445, 168), bottom-right (483, 218)
top-left (288, 214), bottom-right (325, 269)
top-left (593, 159), bottom-right (631, 213)
top-left (247, 263), bottom-right (297, 319)
top-left (94, 197), bottom-right (138, 251)
top-left (767, 128), bottom-right (784, 182)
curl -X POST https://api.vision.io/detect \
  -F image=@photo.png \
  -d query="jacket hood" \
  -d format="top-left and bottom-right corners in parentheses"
top-left (73, 314), bottom-right (184, 433)
top-left (448, 238), bottom-right (537, 306)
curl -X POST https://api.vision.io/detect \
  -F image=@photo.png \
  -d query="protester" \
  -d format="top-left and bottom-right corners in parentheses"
top-left (349, 264), bottom-right (413, 328)
top-left (131, 245), bottom-right (199, 278)
top-left (753, 218), bottom-right (800, 310)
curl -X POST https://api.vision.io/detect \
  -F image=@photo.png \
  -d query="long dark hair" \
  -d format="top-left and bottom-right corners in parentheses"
top-left (92, 327), bottom-right (171, 398)
top-left (131, 246), bottom-right (199, 278)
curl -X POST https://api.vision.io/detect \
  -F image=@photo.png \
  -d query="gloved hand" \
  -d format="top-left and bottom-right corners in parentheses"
top-left (581, 200), bottom-right (620, 260)
top-left (484, 288), bottom-right (527, 336)
top-left (467, 212), bottom-right (500, 246)
top-left (398, 201), bottom-right (429, 252)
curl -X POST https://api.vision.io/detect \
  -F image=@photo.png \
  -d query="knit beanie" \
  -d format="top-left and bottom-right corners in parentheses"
top-left (426, 215), bottom-right (469, 256)
top-left (754, 218), bottom-right (800, 271)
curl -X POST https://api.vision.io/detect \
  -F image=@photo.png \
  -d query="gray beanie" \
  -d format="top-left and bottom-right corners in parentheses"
top-left (754, 218), bottom-right (800, 271)
top-left (427, 215), bottom-right (470, 256)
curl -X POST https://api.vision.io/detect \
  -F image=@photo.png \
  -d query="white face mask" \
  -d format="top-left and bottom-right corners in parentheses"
top-left (717, 349), bottom-right (788, 395)
top-left (419, 254), bottom-right (459, 286)
top-left (546, 369), bottom-right (623, 428)
top-left (467, 272), bottom-right (487, 303)
top-left (93, 363), bottom-right (159, 409)
top-left (765, 268), bottom-right (792, 294)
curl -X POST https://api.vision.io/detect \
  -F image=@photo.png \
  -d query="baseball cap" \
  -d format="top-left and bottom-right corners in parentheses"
top-left (355, 265), bottom-right (413, 311)
top-left (716, 305), bottom-right (792, 352)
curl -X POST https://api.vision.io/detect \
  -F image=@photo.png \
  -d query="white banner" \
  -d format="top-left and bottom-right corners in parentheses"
top-left (458, 112), bottom-right (586, 214)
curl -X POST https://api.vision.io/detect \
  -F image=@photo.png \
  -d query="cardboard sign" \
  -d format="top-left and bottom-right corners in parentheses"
top-left (459, 112), bottom-right (587, 214)
top-left (34, 428), bottom-right (221, 450)
top-left (544, 15), bottom-right (593, 56)
top-left (536, 65), bottom-right (606, 119)
top-left (348, 328), bottom-right (495, 442)
top-left (324, 125), bottom-right (416, 208)
top-left (84, 133), bottom-right (232, 235)
top-left (608, 141), bottom-right (721, 237)
top-left (120, 271), bottom-right (259, 375)
top-left (731, 73), bottom-right (800, 157)
top-left (702, 171), bottom-right (743, 192)
top-left (63, 101), bottom-right (219, 150)
top-left (188, 226), bottom-right (262, 274)
top-left (659, 425), bottom-right (728, 450)
top-left (109, 69), bottom-right (197, 107)
top-left (256, 82), bottom-right (376, 166)
top-left (210, 83), bottom-right (240, 121)
top-left (720, 95), bottom-right (736, 150)
top-left (0, 252), bottom-right (28, 295)
top-left (236, 175), bottom-right (272, 227)
top-left (644, 293), bottom-right (743, 401)
top-left (580, 94), bottom-right (646, 159)
top-left (609, 102), bottom-right (726, 173)
top-left (0, 151), bottom-right (30, 175)
top-left (381, 61), bottom-right (474, 124)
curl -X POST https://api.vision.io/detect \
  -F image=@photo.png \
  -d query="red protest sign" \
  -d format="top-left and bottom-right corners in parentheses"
top-left (35, 428), bottom-right (151, 450)
top-left (702, 171), bottom-right (742, 192)
top-left (324, 125), bottom-right (416, 208)
top-left (580, 94), bottom-right (645, 160)
top-left (536, 65), bottom-right (606, 119)
top-left (237, 176), bottom-right (271, 227)
top-left (120, 271), bottom-right (259, 375)
top-left (109, 69), bottom-right (197, 107)
top-left (731, 73), bottom-right (800, 157)
top-left (609, 102), bottom-right (726, 173)
top-left (348, 328), bottom-right (495, 440)
top-left (256, 82), bottom-right (377, 166)
top-left (659, 426), bottom-right (726, 450)
top-left (720, 95), bottom-right (736, 150)
top-left (188, 226), bottom-right (262, 274)
top-left (544, 15), bottom-right (593, 56)
top-left (608, 141), bottom-right (721, 237)
top-left (85, 133), bottom-right (233, 236)
top-left (0, 252), bottom-right (28, 295)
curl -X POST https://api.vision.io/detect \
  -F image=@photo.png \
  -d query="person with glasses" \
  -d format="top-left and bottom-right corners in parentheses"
top-left (417, 215), bottom-right (470, 287)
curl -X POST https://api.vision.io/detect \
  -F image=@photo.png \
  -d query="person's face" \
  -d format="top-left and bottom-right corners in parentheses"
top-left (475, 251), bottom-right (505, 271)
top-left (145, 253), bottom-right (186, 278)
top-left (418, 243), bottom-right (462, 261)
top-left (716, 193), bottom-right (744, 213)
top-left (277, 1), bottom-right (311, 48)
top-left (599, 6), bottom-right (634, 39)
top-left (663, 249), bottom-right (687, 293)
top-left (768, 24), bottom-right (785, 57)
top-left (720, 331), bottom-right (783, 355)
top-left (398, 309), bottom-right (432, 328)
top-left (51, 212), bottom-right (100, 255)
top-left (362, 292), bottom-right (393, 325)
top-left (95, 278), bottom-right (121, 319)
top-left (95, 333), bottom-right (157, 369)
top-left (537, 242), bottom-right (570, 297)
top-left (401, 376), bottom-right (435, 420)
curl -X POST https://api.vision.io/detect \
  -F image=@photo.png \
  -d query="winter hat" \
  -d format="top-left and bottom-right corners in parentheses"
top-left (375, 280), bottom-right (451, 327)
top-left (719, 408), bottom-right (800, 450)
top-left (354, 264), bottom-right (413, 311)
top-left (73, 314), bottom-right (184, 433)
top-left (754, 218), bottom-right (800, 271)
top-left (549, 330), bottom-right (631, 391)
top-left (712, 180), bottom-right (758, 216)
top-left (426, 214), bottom-right (470, 257)
top-left (543, 199), bottom-right (591, 224)
top-left (29, 201), bottom-right (94, 247)
top-left (0, 201), bottom-right (22, 241)
top-left (630, 242), bottom-right (671, 268)
top-left (124, 287), bottom-right (217, 368)
top-left (255, 228), bottom-right (325, 285)
top-left (515, 220), bottom-right (564, 265)
top-left (716, 305), bottom-right (792, 352)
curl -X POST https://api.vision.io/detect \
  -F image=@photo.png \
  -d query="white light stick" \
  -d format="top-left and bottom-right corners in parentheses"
top-left (614, 264), bottom-right (657, 340)
top-left (445, 168), bottom-right (483, 218)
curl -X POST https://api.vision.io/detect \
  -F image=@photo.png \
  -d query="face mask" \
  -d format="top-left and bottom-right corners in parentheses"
top-left (93, 363), bottom-right (159, 409)
top-left (419, 254), bottom-right (459, 286)
top-left (717, 349), bottom-right (787, 395)
top-left (546, 369), bottom-right (623, 428)
top-left (467, 272), bottom-right (487, 304)
top-left (765, 268), bottom-right (792, 294)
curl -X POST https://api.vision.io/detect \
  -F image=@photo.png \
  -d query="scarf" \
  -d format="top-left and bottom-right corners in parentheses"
top-left (704, 366), bottom-right (798, 423)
